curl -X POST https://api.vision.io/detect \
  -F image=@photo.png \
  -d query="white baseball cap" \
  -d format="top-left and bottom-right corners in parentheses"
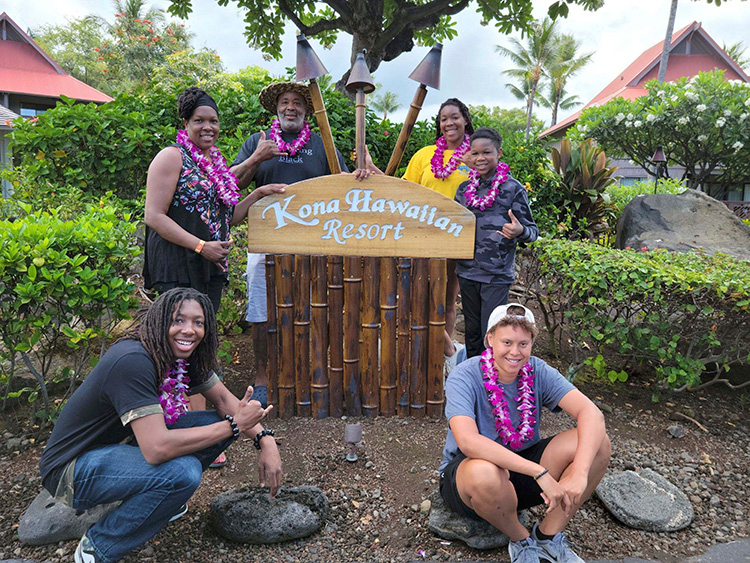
top-left (484, 303), bottom-right (536, 347)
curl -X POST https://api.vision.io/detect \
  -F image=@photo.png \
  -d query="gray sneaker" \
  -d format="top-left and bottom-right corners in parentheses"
top-left (74, 534), bottom-right (100, 563)
top-left (508, 536), bottom-right (542, 563)
top-left (533, 523), bottom-right (584, 563)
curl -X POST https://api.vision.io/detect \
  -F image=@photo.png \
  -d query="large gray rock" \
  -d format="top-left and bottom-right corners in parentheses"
top-left (427, 489), bottom-right (530, 550)
top-left (595, 468), bottom-right (693, 532)
top-left (616, 189), bottom-right (750, 261)
top-left (209, 485), bottom-right (328, 544)
top-left (18, 489), bottom-right (118, 546)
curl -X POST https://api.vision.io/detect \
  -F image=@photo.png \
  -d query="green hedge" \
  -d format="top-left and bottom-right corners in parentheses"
top-left (522, 238), bottom-right (750, 391)
top-left (0, 202), bottom-right (139, 421)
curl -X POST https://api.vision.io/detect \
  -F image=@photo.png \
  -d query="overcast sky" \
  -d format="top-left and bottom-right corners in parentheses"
top-left (5, 0), bottom-right (749, 126)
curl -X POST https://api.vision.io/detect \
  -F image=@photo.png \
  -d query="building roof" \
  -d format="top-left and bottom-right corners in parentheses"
top-left (539, 21), bottom-right (750, 139)
top-left (0, 12), bottom-right (112, 103)
top-left (0, 102), bottom-right (20, 129)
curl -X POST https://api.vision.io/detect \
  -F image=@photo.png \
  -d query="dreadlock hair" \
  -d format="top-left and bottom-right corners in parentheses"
top-left (125, 288), bottom-right (219, 379)
top-left (470, 127), bottom-right (503, 151)
top-left (177, 86), bottom-right (209, 121)
top-left (434, 98), bottom-right (475, 141)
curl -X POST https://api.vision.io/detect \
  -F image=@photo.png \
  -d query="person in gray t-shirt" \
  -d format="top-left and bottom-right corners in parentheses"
top-left (440, 303), bottom-right (610, 563)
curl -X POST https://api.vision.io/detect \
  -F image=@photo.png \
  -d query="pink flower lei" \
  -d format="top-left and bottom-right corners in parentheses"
top-left (464, 161), bottom-right (510, 210)
top-left (176, 129), bottom-right (240, 206)
top-left (480, 348), bottom-right (536, 450)
top-left (158, 359), bottom-right (190, 424)
top-left (270, 117), bottom-right (312, 156)
top-left (431, 134), bottom-right (470, 179)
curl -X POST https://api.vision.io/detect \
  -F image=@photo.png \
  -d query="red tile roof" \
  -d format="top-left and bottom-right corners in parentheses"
top-left (539, 22), bottom-right (750, 139)
top-left (0, 12), bottom-right (112, 103)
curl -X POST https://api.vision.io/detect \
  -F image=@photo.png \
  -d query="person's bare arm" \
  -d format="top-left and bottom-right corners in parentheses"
top-left (230, 131), bottom-right (287, 190)
top-left (230, 184), bottom-right (287, 225)
top-left (144, 146), bottom-right (231, 265)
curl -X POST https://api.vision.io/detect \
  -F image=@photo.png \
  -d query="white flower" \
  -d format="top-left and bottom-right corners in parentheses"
top-left (615, 112), bottom-right (625, 123)
top-left (625, 121), bottom-right (633, 128)
top-left (697, 135), bottom-right (708, 142)
top-left (745, 98), bottom-right (750, 107)
top-left (646, 114), bottom-right (656, 122)
top-left (696, 104), bottom-right (707, 112)
top-left (741, 113), bottom-right (749, 121)
top-left (723, 110), bottom-right (732, 117)
top-left (678, 116), bottom-right (689, 125)
top-left (685, 92), bottom-right (699, 102)
top-left (670, 95), bottom-right (679, 102)
top-left (716, 117), bottom-right (726, 127)
top-left (733, 141), bottom-right (744, 151)
top-left (627, 113), bottom-right (634, 120)
top-left (657, 90), bottom-right (666, 98)
top-left (634, 120), bottom-right (643, 127)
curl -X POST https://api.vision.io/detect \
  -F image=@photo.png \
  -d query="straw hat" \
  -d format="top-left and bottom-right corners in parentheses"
top-left (259, 81), bottom-right (314, 117)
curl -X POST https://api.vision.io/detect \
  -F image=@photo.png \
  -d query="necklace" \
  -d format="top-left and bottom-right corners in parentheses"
top-left (463, 161), bottom-right (510, 210)
top-left (158, 359), bottom-right (190, 424)
top-left (269, 118), bottom-right (312, 156)
top-left (176, 130), bottom-right (240, 206)
top-left (480, 348), bottom-right (536, 450)
top-left (431, 134), bottom-right (470, 179)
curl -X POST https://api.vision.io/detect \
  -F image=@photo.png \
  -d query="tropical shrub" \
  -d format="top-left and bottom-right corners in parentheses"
top-left (522, 238), bottom-right (750, 393)
top-left (607, 178), bottom-right (686, 217)
top-left (0, 201), bottom-right (139, 421)
top-left (573, 70), bottom-right (750, 194)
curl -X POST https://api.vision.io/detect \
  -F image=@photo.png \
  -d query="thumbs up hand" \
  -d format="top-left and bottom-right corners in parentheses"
top-left (498, 209), bottom-right (524, 240)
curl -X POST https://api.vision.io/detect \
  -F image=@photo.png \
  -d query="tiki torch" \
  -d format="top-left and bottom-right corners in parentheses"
top-left (384, 44), bottom-right (443, 176)
top-left (345, 51), bottom-right (375, 170)
top-left (296, 33), bottom-right (341, 174)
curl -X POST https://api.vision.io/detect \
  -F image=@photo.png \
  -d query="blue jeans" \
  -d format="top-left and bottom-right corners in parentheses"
top-left (71, 411), bottom-right (234, 562)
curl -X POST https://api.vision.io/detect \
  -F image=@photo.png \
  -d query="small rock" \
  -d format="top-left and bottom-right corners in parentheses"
top-left (420, 499), bottom-right (431, 514)
top-left (667, 425), bottom-right (687, 439)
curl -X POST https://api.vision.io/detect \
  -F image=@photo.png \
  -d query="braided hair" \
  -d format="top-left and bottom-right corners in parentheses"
top-left (434, 98), bottom-right (475, 141)
top-left (470, 127), bottom-right (503, 151)
top-left (177, 86), bottom-right (209, 121)
top-left (125, 288), bottom-right (219, 379)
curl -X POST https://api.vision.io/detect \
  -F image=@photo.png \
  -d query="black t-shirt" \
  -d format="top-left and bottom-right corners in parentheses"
top-left (39, 339), bottom-right (211, 494)
top-left (232, 130), bottom-right (349, 187)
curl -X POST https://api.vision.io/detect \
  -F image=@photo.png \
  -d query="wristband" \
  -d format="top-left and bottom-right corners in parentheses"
top-left (254, 429), bottom-right (275, 450)
top-left (224, 414), bottom-right (239, 439)
top-left (534, 467), bottom-right (549, 481)
top-left (195, 239), bottom-right (205, 254)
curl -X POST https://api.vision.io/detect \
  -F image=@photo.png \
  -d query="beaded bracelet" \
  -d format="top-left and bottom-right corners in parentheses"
top-left (254, 429), bottom-right (275, 450)
top-left (224, 414), bottom-right (239, 439)
top-left (534, 467), bottom-right (549, 481)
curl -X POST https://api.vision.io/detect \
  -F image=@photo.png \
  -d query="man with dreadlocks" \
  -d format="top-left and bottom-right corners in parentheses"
top-left (39, 288), bottom-right (281, 563)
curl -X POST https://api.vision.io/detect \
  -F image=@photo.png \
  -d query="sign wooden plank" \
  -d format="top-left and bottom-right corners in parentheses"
top-left (247, 175), bottom-right (476, 258)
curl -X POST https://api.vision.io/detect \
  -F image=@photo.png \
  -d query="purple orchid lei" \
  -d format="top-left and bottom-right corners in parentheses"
top-left (430, 133), bottom-right (470, 179)
top-left (464, 161), bottom-right (510, 210)
top-left (176, 129), bottom-right (240, 206)
top-left (270, 118), bottom-right (312, 156)
top-left (158, 359), bottom-right (190, 424)
top-left (480, 347), bottom-right (536, 450)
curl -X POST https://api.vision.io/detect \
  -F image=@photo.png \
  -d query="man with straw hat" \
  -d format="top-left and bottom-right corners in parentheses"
top-left (230, 81), bottom-right (364, 408)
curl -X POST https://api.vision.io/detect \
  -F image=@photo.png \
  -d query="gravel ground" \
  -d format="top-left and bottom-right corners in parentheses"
top-left (1, 376), bottom-right (748, 563)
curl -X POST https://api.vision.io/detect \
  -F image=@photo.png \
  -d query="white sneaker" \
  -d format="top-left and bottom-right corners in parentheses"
top-left (168, 503), bottom-right (188, 522)
top-left (75, 534), bottom-right (100, 563)
top-left (534, 523), bottom-right (584, 563)
top-left (509, 536), bottom-right (542, 563)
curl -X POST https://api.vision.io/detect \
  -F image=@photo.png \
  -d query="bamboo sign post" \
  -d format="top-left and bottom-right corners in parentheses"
top-left (384, 44), bottom-right (442, 176)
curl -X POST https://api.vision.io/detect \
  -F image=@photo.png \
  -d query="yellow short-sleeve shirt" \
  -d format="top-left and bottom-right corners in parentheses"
top-left (402, 145), bottom-right (472, 199)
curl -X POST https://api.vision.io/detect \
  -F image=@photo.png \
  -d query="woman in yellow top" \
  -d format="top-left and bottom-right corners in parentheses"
top-left (403, 98), bottom-right (475, 374)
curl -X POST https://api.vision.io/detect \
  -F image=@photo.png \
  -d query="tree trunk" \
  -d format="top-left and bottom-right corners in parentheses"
top-left (657, 0), bottom-right (679, 83)
top-left (525, 80), bottom-right (538, 140)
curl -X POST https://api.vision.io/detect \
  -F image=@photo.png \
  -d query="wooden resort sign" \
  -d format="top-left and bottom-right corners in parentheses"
top-left (247, 175), bottom-right (476, 258)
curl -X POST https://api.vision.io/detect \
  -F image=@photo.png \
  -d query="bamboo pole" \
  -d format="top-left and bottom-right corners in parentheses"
top-left (327, 255), bottom-right (344, 417)
top-left (354, 90), bottom-right (366, 170)
top-left (384, 85), bottom-right (428, 176)
top-left (379, 257), bottom-right (398, 416)
top-left (343, 256), bottom-right (362, 416)
top-left (311, 255), bottom-right (329, 419)
top-left (427, 259), bottom-right (447, 418)
top-left (308, 79), bottom-right (342, 175)
top-left (264, 254), bottom-right (278, 420)
top-left (275, 254), bottom-right (296, 419)
top-left (396, 258), bottom-right (412, 416)
top-left (409, 258), bottom-right (429, 417)
top-left (293, 255), bottom-right (311, 417)
top-left (361, 257), bottom-right (380, 417)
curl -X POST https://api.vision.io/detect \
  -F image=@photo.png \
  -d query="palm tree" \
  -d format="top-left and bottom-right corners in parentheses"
top-left (544, 33), bottom-right (592, 126)
top-left (371, 90), bottom-right (402, 120)
top-left (723, 41), bottom-right (749, 70)
top-left (657, 0), bottom-right (679, 83)
top-left (496, 17), bottom-right (558, 139)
